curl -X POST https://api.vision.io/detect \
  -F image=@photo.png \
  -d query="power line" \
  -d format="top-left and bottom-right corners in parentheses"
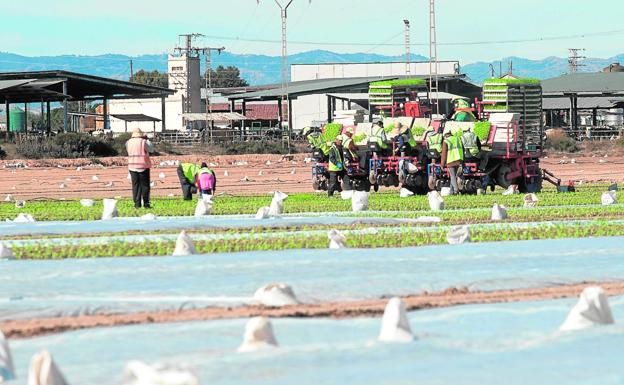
top-left (200, 28), bottom-right (624, 47)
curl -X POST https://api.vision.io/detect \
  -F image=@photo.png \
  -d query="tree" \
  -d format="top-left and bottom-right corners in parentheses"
top-left (131, 70), bottom-right (168, 88)
top-left (203, 66), bottom-right (249, 88)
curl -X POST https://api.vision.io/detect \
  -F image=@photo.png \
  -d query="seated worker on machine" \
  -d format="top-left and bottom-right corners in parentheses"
top-left (451, 98), bottom-right (477, 122)
top-left (303, 126), bottom-right (329, 161)
top-left (342, 126), bottom-right (359, 162)
top-left (461, 129), bottom-right (489, 170)
top-left (368, 120), bottom-right (390, 156)
top-left (426, 127), bottom-right (444, 160)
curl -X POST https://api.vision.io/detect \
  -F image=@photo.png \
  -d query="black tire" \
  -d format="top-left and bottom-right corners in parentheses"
top-left (496, 164), bottom-right (513, 188)
top-left (519, 173), bottom-right (543, 193)
top-left (373, 183), bottom-right (379, 192)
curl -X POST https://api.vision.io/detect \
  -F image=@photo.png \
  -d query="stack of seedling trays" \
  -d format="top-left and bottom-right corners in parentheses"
top-left (482, 78), bottom-right (542, 151)
top-left (368, 79), bottom-right (427, 115)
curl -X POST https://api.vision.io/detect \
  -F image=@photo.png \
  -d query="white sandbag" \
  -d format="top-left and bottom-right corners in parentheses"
top-left (58, 183), bottom-right (66, 189)
top-left (125, 361), bottom-right (199, 385)
top-left (3, 194), bottom-right (12, 202)
top-left (140, 213), bottom-right (157, 221)
top-left (105, 181), bottom-right (114, 188)
top-left (427, 191), bottom-right (444, 211)
top-left (351, 191), bottom-right (369, 212)
top-left (254, 283), bottom-right (299, 307)
top-left (238, 317), bottom-right (278, 353)
top-left (79, 199), bottom-right (95, 207)
top-left (0, 243), bottom-right (15, 260)
top-left (13, 213), bottom-right (36, 223)
top-left (28, 350), bottom-right (68, 385)
top-left (523, 193), bottom-right (538, 208)
top-left (560, 286), bottom-right (615, 331)
top-left (502, 184), bottom-right (519, 195)
top-left (91, 175), bottom-right (99, 181)
top-left (340, 190), bottom-right (353, 200)
top-left (172, 231), bottom-right (196, 256)
top-left (491, 203), bottom-right (508, 221)
top-left (601, 191), bottom-right (617, 205)
top-left (268, 191), bottom-right (288, 216)
top-left (150, 181), bottom-right (156, 187)
top-left (158, 172), bottom-right (166, 179)
top-left (447, 225), bottom-right (470, 245)
top-left (328, 229), bottom-right (347, 249)
top-left (194, 195), bottom-right (213, 217)
top-left (101, 199), bottom-right (118, 220)
top-left (399, 188), bottom-right (414, 198)
top-left (0, 331), bottom-right (15, 381)
top-left (255, 206), bottom-right (270, 220)
top-left (224, 170), bottom-right (229, 177)
top-left (76, 166), bottom-right (82, 171)
top-left (378, 297), bottom-right (413, 343)
top-left (440, 187), bottom-right (451, 197)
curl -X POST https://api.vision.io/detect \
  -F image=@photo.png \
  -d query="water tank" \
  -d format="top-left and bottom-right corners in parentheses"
top-left (604, 108), bottom-right (624, 127)
top-left (8, 109), bottom-right (25, 133)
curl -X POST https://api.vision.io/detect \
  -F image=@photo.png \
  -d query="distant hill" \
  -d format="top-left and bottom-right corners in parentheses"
top-left (0, 50), bottom-right (622, 86)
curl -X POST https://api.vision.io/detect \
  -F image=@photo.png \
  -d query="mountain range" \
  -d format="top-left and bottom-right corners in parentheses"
top-left (0, 50), bottom-right (622, 86)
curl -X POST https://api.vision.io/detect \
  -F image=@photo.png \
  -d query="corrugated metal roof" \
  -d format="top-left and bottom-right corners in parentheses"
top-left (542, 96), bottom-right (624, 110)
top-left (111, 114), bottom-right (161, 122)
top-left (542, 72), bottom-right (624, 96)
top-left (0, 79), bottom-right (35, 91)
top-left (181, 112), bottom-right (247, 121)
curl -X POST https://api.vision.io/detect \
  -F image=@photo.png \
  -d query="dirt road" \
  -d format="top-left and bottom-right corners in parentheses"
top-left (0, 153), bottom-right (622, 200)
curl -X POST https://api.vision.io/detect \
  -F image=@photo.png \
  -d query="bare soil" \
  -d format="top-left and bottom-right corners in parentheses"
top-left (1, 153), bottom-right (623, 200)
top-left (3, 281), bottom-right (622, 339)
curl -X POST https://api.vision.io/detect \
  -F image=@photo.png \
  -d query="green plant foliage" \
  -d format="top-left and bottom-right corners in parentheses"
top-left (483, 78), bottom-right (541, 85)
top-left (322, 123), bottom-right (343, 142)
top-left (384, 123), bottom-right (395, 133)
top-left (353, 133), bottom-right (367, 143)
top-left (411, 126), bottom-right (426, 137)
top-left (370, 79), bottom-right (427, 87)
top-left (473, 121), bottom-right (492, 142)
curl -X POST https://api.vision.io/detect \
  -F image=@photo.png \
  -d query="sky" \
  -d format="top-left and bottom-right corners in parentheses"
top-left (2, 0), bottom-right (624, 63)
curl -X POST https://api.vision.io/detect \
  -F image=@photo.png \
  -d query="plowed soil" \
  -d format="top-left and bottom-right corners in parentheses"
top-left (3, 281), bottom-right (623, 339)
top-left (0, 153), bottom-right (623, 200)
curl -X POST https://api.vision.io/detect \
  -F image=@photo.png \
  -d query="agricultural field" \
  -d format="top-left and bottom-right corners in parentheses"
top-left (1, 183), bottom-right (624, 384)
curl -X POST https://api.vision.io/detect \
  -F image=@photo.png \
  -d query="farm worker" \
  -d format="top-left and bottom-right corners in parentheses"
top-left (303, 127), bottom-right (329, 157)
top-left (451, 98), bottom-right (476, 122)
top-left (369, 121), bottom-right (389, 152)
top-left (441, 130), bottom-right (464, 195)
top-left (177, 162), bottom-right (201, 200)
top-left (426, 129), bottom-right (444, 154)
top-left (342, 126), bottom-right (358, 161)
top-left (327, 135), bottom-right (345, 197)
top-left (126, 128), bottom-right (154, 209)
top-left (196, 162), bottom-right (217, 197)
top-left (461, 130), bottom-right (481, 158)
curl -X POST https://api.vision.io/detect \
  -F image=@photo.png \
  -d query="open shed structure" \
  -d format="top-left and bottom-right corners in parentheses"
top-left (226, 74), bottom-right (480, 138)
top-left (0, 70), bottom-right (174, 134)
top-left (542, 72), bottom-right (624, 136)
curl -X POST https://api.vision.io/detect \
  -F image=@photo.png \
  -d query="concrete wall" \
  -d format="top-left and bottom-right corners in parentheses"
top-left (107, 96), bottom-right (184, 133)
top-left (168, 55), bottom-right (201, 113)
top-left (291, 61), bottom-right (460, 82)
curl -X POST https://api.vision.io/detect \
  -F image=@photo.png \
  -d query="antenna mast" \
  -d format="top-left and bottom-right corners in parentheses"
top-left (568, 48), bottom-right (586, 74)
top-left (404, 19), bottom-right (411, 75)
top-left (428, 0), bottom-right (439, 115)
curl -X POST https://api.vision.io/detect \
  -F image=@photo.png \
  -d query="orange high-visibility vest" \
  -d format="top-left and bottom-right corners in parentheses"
top-left (126, 138), bottom-right (151, 170)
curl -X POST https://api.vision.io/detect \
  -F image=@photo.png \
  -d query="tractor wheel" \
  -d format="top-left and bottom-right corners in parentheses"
top-left (496, 164), bottom-right (513, 189)
top-left (519, 172), bottom-right (543, 193)
top-left (373, 183), bottom-right (380, 192)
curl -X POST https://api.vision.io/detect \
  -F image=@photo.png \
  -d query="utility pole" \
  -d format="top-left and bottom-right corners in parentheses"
top-left (258, 0), bottom-right (311, 152)
top-left (404, 19), bottom-right (411, 76)
top-left (200, 46), bottom-right (225, 143)
top-left (174, 33), bottom-right (204, 114)
top-left (129, 59), bottom-right (134, 82)
top-left (568, 48), bottom-right (586, 74)
top-left (428, 0), bottom-right (439, 115)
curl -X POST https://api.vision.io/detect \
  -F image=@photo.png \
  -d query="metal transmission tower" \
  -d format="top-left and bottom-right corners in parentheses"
top-left (174, 33), bottom-right (204, 114)
top-left (258, 0), bottom-right (311, 151)
top-left (200, 46), bottom-right (225, 143)
top-left (428, 0), bottom-right (439, 115)
top-left (568, 48), bottom-right (586, 73)
top-left (404, 19), bottom-right (411, 75)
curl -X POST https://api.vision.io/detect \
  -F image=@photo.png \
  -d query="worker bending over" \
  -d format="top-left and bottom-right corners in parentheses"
top-left (327, 135), bottom-right (345, 197)
top-left (441, 130), bottom-right (464, 195)
top-left (177, 162), bottom-right (217, 200)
